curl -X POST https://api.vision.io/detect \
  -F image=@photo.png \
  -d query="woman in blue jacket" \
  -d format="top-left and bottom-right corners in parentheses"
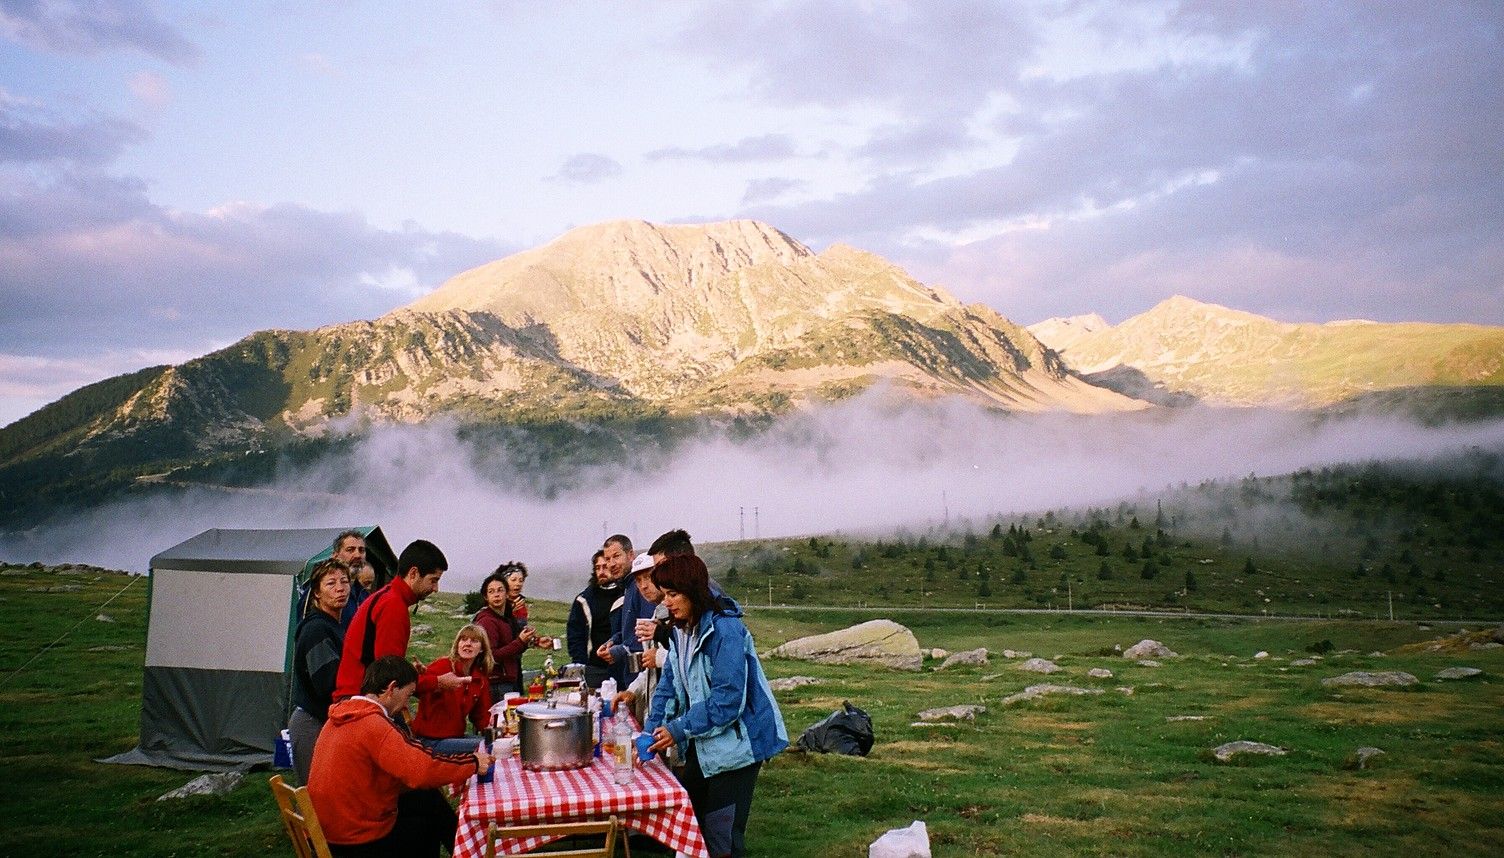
top-left (646, 555), bottom-right (787, 858)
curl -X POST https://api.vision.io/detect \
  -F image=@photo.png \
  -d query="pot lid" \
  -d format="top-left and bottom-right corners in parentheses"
top-left (518, 702), bottom-right (586, 719)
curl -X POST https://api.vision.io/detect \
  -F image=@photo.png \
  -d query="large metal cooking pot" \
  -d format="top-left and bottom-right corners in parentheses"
top-left (517, 702), bottom-right (592, 771)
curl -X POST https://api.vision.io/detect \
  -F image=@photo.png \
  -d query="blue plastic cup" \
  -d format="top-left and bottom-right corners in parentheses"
top-left (634, 733), bottom-right (654, 763)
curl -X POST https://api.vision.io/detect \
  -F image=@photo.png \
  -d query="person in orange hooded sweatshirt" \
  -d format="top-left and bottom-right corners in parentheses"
top-left (309, 656), bottom-right (491, 857)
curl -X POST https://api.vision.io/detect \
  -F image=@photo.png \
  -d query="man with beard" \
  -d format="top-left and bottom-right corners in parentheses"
top-left (567, 549), bottom-right (623, 689)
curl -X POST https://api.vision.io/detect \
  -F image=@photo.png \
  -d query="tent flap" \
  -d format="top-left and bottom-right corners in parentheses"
top-left (101, 666), bottom-right (285, 771)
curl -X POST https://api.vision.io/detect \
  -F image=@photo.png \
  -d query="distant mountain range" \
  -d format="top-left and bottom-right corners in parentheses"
top-left (1030, 296), bottom-right (1504, 407)
top-left (2, 220), bottom-right (1500, 526)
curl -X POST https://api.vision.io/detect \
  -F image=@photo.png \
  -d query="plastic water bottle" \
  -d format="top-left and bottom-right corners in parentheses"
top-left (611, 710), bottom-right (633, 785)
top-left (477, 730), bottom-right (495, 784)
top-left (598, 697), bottom-right (615, 762)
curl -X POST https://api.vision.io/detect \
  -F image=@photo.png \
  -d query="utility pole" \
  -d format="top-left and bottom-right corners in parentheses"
top-left (768, 577), bottom-right (772, 608)
top-left (739, 507), bottom-right (745, 541)
top-left (754, 506), bottom-right (760, 540)
top-left (942, 490), bottom-right (949, 528)
top-left (1388, 590), bottom-right (1394, 621)
top-left (1067, 580), bottom-right (1073, 612)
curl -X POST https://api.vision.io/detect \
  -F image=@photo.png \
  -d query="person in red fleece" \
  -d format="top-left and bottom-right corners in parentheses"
top-left (411, 624), bottom-right (494, 754)
top-left (334, 539), bottom-right (465, 701)
top-left (309, 655), bottom-right (491, 857)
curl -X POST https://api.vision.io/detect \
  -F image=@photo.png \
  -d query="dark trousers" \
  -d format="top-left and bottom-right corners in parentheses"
top-left (327, 788), bottom-right (456, 858)
top-left (681, 743), bottom-right (762, 858)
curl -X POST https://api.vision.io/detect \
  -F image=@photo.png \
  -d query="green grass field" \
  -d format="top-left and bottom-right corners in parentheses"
top-left (1, 562), bottom-right (1500, 857)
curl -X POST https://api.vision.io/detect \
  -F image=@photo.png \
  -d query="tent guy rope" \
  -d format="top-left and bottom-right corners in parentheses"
top-left (0, 574), bottom-right (139, 688)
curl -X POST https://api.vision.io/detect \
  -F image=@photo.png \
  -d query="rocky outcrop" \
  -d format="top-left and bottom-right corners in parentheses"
top-left (1000, 684), bottom-right (1102, 706)
top-left (1016, 658), bottom-right (1061, 674)
top-left (1212, 741), bottom-right (1286, 763)
top-left (1321, 671), bottom-right (1419, 688)
top-left (1434, 667), bottom-right (1483, 681)
top-left (937, 648), bottom-right (989, 670)
top-left (768, 620), bottom-right (922, 671)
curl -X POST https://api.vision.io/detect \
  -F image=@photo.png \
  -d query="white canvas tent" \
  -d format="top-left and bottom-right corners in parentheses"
top-left (102, 526), bottom-right (395, 771)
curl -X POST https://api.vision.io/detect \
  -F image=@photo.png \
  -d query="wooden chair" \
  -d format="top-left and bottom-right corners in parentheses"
top-left (484, 815), bottom-right (628, 858)
top-left (269, 775), bottom-right (334, 858)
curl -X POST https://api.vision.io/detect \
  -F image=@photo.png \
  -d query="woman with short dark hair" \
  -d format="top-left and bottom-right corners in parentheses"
top-left (645, 555), bottom-right (788, 858)
top-left (289, 558), bottom-right (351, 784)
top-left (473, 563), bottom-right (538, 700)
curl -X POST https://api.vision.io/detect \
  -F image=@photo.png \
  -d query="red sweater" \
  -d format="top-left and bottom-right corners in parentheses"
top-left (307, 697), bottom-right (477, 846)
top-left (410, 657), bottom-right (492, 739)
top-left (474, 606), bottom-right (529, 684)
top-left (334, 577), bottom-right (417, 700)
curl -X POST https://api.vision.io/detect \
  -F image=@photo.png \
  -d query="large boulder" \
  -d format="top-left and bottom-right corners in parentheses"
top-left (1016, 657), bottom-right (1062, 674)
top-left (1434, 667), bottom-right (1483, 681)
top-left (769, 620), bottom-right (923, 671)
top-left (1123, 639), bottom-right (1178, 659)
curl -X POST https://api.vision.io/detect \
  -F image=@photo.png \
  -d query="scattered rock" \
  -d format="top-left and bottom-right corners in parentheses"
top-left (1016, 658), bottom-right (1061, 674)
top-left (929, 648), bottom-right (949, 660)
top-left (768, 676), bottom-right (822, 692)
top-left (1136, 660), bottom-right (1162, 668)
top-left (1345, 747), bottom-right (1386, 770)
top-left (416, 603), bottom-right (441, 615)
top-left (1115, 686), bottom-right (1135, 696)
top-left (27, 584), bottom-right (82, 593)
top-left (916, 704), bottom-right (985, 723)
top-left (769, 620), bottom-right (923, 671)
top-left (1492, 625), bottom-right (1504, 644)
top-left (0, 570), bottom-right (29, 577)
top-left (1212, 741), bottom-right (1286, 763)
top-left (1434, 667), bottom-right (1483, 681)
top-left (1253, 651), bottom-right (1269, 660)
top-left (1367, 651), bottom-right (1385, 657)
top-left (88, 644), bottom-right (133, 652)
top-left (1000, 649), bottom-right (1033, 659)
top-left (1290, 658), bottom-right (1317, 667)
top-left (1123, 640), bottom-right (1178, 659)
top-left (409, 624), bottom-right (433, 637)
top-left (156, 771), bottom-right (244, 801)
top-left (937, 648), bottom-right (988, 670)
top-left (1000, 684), bottom-right (1102, 706)
top-left (1086, 668), bottom-right (1113, 679)
top-left (1471, 642), bottom-right (1503, 651)
top-left (1321, 671), bottom-right (1419, 688)
top-left (1166, 715), bottom-right (1208, 722)
top-left (96, 614), bottom-right (115, 623)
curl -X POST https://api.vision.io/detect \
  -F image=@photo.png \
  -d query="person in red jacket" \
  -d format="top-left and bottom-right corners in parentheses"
top-left (411, 624), bottom-right (494, 754)
top-left (309, 655), bottom-right (490, 857)
top-left (473, 563), bottom-right (540, 701)
top-left (334, 539), bottom-right (462, 701)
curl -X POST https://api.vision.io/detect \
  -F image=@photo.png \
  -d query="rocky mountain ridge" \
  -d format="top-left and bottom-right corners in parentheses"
top-left (1035, 296), bottom-right (1504, 407)
top-left (0, 219), bottom-right (1134, 525)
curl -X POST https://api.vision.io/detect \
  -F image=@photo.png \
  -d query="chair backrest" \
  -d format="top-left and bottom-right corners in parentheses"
top-left (484, 814), bottom-right (623, 858)
top-left (268, 775), bottom-right (334, 858)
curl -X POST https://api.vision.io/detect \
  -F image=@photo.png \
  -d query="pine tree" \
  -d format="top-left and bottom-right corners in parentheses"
top-left (1097, 561), bottom-right (1113, 580)
top-left (1141, 558), bottom-right (1158, 579)
top-left (1184, 570), bottom-right (1197, 591)
top-left (1243, 557), bottom-right (1257, 575)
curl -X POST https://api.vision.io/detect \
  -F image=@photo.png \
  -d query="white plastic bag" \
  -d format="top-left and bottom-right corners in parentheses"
top-left (869, 820), bottom-right (930, 858)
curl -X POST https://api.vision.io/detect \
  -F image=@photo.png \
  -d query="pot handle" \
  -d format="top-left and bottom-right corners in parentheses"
top-left (544, 720), bottom-right (569, 729)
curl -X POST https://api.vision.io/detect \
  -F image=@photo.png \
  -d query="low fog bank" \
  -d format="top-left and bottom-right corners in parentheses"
top-left (5, 396), bottom-right (1503, 601)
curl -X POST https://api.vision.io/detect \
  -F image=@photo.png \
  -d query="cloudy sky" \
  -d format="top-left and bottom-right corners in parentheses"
top-left (1, 1), bottom-right (1499, 425)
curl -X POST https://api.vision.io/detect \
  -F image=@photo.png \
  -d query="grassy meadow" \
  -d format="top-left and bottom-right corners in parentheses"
top-left (1, 561), bottom-right (1501, 857)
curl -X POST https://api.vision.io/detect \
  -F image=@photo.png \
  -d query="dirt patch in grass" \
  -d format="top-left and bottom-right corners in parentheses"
top-left (1297, 701), bottom-right (1426, 726)
top-left (1005, 713), bottom-right (1098, 732)
top-left (1302, 774), bottom-right (1423, 829)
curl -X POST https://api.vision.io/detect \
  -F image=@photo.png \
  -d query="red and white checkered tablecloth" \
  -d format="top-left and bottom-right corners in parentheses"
top-left (453, 752), bottom-right (707, 858)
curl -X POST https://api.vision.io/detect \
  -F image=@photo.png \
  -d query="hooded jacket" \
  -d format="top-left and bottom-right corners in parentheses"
top-left (645, 603), bottom-right (788, 778)
top-left (333, 576), bottom-right (418, 700)
top-left (307, 696), bottom-right (477, 846)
